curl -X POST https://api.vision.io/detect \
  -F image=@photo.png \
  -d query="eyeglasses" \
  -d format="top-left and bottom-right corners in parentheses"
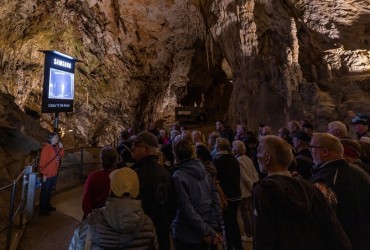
top-left (309, 145), bottom-right (326, 150)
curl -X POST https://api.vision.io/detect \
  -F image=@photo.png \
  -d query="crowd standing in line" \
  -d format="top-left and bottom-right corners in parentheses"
top-left (64, 112), bottom-right (370, 250)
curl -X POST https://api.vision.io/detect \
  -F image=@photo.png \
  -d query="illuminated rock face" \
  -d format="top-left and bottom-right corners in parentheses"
top-left (201, 0), bottom-right (370, 131)
top-left (0, 0), bottom-right (369, 146)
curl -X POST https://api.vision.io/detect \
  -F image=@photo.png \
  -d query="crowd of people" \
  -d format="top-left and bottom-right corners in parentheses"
top-left (40, 113), bottom-right (370, 250)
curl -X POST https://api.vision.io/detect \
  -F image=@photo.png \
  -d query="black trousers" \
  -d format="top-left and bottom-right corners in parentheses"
top-left (39, 176), bottom-right (57, 213)
top-left (174, 239), bottom-right (209, 250)
top-left (223, 200), bottom-right (243, 250)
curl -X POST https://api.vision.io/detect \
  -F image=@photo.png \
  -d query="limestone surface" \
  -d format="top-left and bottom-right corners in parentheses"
top-left (0, 0), bottom-right (369, 144)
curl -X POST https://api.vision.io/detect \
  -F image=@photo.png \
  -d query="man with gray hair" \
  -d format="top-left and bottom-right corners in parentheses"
top-left (130, 131), bottom-right (173, 250)
top-left (192, 130), bottom-right (204, 145)
top-left (254, 135), bottom-right (351, 249)
top-left (232, 140), bottom-right (258, 242)
top-left (327, 121), bottom-right (348, 139)
top-left (310, 132), bottom-right (370, 250)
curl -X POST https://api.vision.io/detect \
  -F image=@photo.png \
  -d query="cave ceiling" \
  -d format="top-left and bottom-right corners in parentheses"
top-left (0, 0), bottom-right (369, 146)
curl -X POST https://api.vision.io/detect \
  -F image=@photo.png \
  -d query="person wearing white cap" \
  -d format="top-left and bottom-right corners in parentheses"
top-left (69, 168), bottom-right (158, 249)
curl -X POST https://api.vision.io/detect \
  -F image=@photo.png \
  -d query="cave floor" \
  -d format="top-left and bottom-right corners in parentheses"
top-left (18, 184), bottom-right (252, 250)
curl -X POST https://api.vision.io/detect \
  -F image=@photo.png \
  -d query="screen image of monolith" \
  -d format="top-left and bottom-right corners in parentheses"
top-left (48, 68), bottom-right (74, 100)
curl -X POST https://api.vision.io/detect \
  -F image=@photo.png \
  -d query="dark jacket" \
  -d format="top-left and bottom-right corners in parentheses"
top-left (310, 159), bottom-right (370, 250)
top-left (132, 155), bottom-right (174, 250)
top-left (220, 128), bottom-right (235, 145)
top-left (253, 175), bottom-right (351, 250)
top-left (352, 160), bottom-right (370, 176)
top-left (116, 140), bottom-right (132, 155)
top-left (213, 151), bottom-right (241, 200)
top-left (69, 198), bottom-right (158, 250)
top-left (295, 148), bottom-right (313, 180)
top-left (172, 159), bottom-right (222, 244)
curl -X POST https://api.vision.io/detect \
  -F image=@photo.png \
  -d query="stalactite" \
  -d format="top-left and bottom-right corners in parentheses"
top-left (210, 35), bottom-right (214, 66)
top-left (290, 17), bottom-right (299, 64)
top-left (205, 35), bottom-right (210, 71)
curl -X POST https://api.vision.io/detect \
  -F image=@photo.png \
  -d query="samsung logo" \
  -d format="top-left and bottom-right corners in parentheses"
top-left (53, 58), bottom-right (71, 69)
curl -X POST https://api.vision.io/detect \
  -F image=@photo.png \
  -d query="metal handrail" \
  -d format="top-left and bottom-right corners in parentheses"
top-left (0, 183), bottom-right (13, 192)
top-left (0, 147), bottom-right (102, 250)
top-left (2, 167), bottom-right (28, 250)
top-left (61, 147), bottom-right (102, 180)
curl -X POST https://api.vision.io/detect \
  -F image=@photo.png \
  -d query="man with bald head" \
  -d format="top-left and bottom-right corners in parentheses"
top-left (253, 135), bottom-right (350, 250)
top-left (310, 133), bottom-right (370, 250)
top-left (327, 121), bottom-right (348, 139)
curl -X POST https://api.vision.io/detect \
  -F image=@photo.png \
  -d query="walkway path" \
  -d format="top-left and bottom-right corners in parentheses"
top-left (17, 183), bottom-right (253, 250)
top-left (18, 185), bottom-right (84, 250)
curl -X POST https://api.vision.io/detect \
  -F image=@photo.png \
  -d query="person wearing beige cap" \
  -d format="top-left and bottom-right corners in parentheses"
top-left (69, 168), bottom-right (158, 249)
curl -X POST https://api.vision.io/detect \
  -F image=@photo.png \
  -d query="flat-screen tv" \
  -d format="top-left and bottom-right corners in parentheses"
top-left (48, 68), bottom-right (74, 100)
top-left (41, 51), bottom-right (78, 113)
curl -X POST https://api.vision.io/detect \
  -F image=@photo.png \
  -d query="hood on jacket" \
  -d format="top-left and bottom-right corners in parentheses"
top-left (173, 159), bottom-right (207, 180)
top-left (103, 198), bottom-right (145, 234)
top-left (258, 175), bottom-right (316, 215)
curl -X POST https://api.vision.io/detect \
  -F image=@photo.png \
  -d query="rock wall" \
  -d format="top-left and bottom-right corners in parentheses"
top-left (0, 0), bottom-right (369, 146)
top-left (0, 0), bottom-right (212, 145)
top-left (201, 0), bottom-right (370, 131)
top-left (0, 93), bottom-right (48, 182)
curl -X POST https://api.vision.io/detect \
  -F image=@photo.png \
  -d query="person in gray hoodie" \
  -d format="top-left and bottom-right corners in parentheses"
top-left (172, 139), bottom-right (222, 250)
top-left (69, 168), bottom-right (158, 250)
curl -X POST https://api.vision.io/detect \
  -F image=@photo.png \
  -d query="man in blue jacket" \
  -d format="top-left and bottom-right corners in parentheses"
top-left (172, 139), bottom-right (222, 250)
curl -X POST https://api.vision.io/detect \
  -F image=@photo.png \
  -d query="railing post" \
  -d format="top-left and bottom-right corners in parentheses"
top-left (6, 181), bottom-right (17, 250)
top-left (18, 169), bottom-right (28, 229)
top-left (25, 172), bottom-right (37, 220)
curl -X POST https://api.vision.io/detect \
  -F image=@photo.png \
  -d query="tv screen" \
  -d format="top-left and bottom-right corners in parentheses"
top-left (48, 67), bottom-right (74, 100)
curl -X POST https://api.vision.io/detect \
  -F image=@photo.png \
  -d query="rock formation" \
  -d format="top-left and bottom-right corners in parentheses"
top-left (201, 0), bottom-right (370, 131)
top-left (0, 0), bottom-right (369, 145)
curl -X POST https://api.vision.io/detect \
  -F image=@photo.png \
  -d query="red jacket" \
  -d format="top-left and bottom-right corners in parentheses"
top-left (39, 143), bottom-right (65, 178)
top-left (82, 169), bottom-right (113, 219)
